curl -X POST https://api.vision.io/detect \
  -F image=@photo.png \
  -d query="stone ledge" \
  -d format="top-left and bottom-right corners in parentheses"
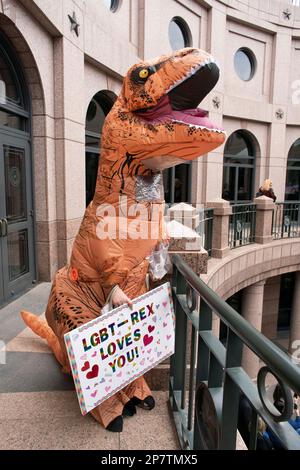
top-left (202, 238), bottom-right (300, 300)
top-left (169, 249), bottom-right (208, 275)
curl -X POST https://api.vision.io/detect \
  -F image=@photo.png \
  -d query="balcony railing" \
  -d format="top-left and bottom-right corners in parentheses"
top-left (229, 204), bottom-right (256, 249)
top-left (273, 202), bottom-right (300, 239)
top-left (170, 254), bottom-right (300, 450)
top-left (196, 208), bottom-right (213, 257)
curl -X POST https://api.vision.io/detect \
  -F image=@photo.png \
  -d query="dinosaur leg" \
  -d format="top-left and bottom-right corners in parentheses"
top-left (90, 375), bottom-right (154, 430)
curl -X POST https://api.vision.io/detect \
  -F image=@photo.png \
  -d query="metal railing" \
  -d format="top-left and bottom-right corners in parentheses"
top-left (273, 202), bottom-right (300, 239)
top-left (195, 208), bottom-right (213, 257)
top-left (169, 254), bottom-right (300, 450)
top-left (229, 204), bottom-right (256, 249)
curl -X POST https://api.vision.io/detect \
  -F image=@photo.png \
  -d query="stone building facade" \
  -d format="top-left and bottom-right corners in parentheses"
top-left (0, 0), bottom-right (300, 374)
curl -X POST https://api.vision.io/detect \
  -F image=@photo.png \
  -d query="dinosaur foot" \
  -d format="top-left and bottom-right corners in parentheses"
top-left (106, 416), bottom-right (123, 433)
top-left (131, 396), bottom-right (155, 410)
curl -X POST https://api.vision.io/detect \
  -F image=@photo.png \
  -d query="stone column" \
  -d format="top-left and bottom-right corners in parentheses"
top-left (206, 199), bottom-right (232, 259)
top-left (254, 196), bottom-right (275, 244)
top-left (53, 33), bottom-right (86, 271)
top-left (289, 272), bottom-right (300, 356)
top-left (262, 276), bottom-right (281, 340)
top-left (166, 203), bottom-right (208, 276)
top-left (241, 280), bottom-right (266, 379)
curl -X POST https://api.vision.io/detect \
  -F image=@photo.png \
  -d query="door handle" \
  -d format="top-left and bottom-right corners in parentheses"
top-left (0, 219), bottom-right (2, 237)
top-left (2, 218), bottom-right (7, 237)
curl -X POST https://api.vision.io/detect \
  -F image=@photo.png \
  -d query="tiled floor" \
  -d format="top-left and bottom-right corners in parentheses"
top-left (0, 284), bottom-right (180, 450)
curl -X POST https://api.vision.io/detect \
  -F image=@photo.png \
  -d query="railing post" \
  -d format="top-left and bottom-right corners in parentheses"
top-left (167, 202), bottom-right (208, 275)
top-left (206, 199), bottom-right (232, 258)
top-left (254, 195), bottom-right (275, 244)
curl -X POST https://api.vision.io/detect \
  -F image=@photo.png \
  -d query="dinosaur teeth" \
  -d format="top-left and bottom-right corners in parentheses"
top-left (172, 119), bottom-right (227, 134)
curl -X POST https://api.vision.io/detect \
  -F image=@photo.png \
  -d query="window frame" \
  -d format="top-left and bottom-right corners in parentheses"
top-left (222, 131), bottom-right (256, 204)
top-left (285, 138), bottom-right (300, 202)
top-left (85, 91), bottom-right (116, 206)
top-left (168, 16), bottom-right (192, 51)
top-left (234, 47), bottom-right (257, 82)
top-left (0, 33), bottom-right (30, 133)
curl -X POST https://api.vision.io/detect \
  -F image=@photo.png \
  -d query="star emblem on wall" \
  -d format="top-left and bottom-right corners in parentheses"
top-left (283, 9), bottom-right (291, 20)
top-left (68, 11), bottom-right (80, 37)
top-left (275, 108), bottom-right (284, 120)
top-left (212, 96), bottom-right (221, 109)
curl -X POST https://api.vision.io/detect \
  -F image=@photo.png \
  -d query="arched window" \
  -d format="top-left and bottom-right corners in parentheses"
top-left (0, 35), bottom-right (29, 130)
top-left (85, 90), bottom-right (116, 206)
top-left (222, 130), bottom-right (256, 203)
top-left (285, 138), bottom-right (300, 201)
top-left (168, 17), bottom-right (192, 51)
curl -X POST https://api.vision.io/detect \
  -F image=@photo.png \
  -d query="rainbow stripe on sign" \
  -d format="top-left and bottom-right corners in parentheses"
top-left (65, 335), bottom-right (87, 414)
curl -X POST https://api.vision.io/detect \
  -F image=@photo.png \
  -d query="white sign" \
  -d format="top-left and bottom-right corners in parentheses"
top-left (64, 282), bottom-right (175, 415)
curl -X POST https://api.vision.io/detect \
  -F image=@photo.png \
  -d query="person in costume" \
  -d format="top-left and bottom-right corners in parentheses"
top-left (21, 48), bottom-right (226, 432)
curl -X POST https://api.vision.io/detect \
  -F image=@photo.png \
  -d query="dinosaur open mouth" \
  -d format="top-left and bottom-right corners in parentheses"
top-left (135, 62), bottom-right (224, 133)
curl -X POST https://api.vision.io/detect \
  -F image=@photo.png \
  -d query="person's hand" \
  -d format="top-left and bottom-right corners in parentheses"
top-left (111, 286), bottom-right (133, 308)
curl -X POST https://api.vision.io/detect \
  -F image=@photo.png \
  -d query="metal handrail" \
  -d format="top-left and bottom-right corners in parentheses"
top-left (170, 254), bottom-right (300, 450)
top-left (173, 254), bottom-right (300, 394)
top-left (273, 202), bottom-right (300, 239)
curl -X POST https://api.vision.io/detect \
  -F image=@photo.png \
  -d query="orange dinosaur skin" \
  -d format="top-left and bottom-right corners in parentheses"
top-left (21, 48), bottom-right (226, 429)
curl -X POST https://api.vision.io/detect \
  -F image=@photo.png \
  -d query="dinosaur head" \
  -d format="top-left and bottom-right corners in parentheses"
top-left (108, 47), bottom-right (226, 169)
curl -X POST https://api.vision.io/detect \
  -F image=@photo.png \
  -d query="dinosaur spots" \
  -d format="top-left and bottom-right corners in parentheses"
top-left (165, 123), bottom-right (174, 132)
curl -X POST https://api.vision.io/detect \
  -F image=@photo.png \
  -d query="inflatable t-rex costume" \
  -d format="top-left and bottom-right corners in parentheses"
top-left (21, 48), bottom-right (226, 431)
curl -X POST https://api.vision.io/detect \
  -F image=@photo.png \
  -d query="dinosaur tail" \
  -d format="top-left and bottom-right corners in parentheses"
top-left (20, 310), bottom-right (64, 366)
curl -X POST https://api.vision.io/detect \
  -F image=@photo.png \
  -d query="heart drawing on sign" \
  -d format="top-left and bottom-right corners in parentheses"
top-left (143, 334), bottom-right (153, 346)
top-left (86, 364), bottom-right (99, 379)
top-left (163, 322), bottom-right (167, 327)
top-left (91, 390), bottom-right (97, 398)
top-left (162, 301), bottom-right (168, 308)
top-left (81, 361), bottom-right (90, 372)
top-left (148, 324), bottom-right (155, 333)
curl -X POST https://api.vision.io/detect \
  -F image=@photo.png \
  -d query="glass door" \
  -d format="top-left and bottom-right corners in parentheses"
top-left (0, 131), bottom-right (35, 304)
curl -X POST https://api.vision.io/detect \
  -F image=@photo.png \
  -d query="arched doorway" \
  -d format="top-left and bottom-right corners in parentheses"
top-left (0, 32), bottom-right (35, 305)
top-left (285, 138), bottom-right (300, 201)
top-left (222, 130), bottom-right (256, 203)
top-left (85, 90), bottom-right (117, 206)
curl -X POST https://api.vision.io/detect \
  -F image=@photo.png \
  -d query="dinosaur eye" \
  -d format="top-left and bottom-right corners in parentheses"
top-left (139, 69), bottom-right (149, 79)
top-left (131, 66), bottom-right (156, 84)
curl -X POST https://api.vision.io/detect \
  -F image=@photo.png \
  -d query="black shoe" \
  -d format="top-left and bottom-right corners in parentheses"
top-left (106, 415), bottom-right (123, 432)
top-left (123, 399), bottom-right (137, 417)
top-left (131, 396), bottom-right (155, 410)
